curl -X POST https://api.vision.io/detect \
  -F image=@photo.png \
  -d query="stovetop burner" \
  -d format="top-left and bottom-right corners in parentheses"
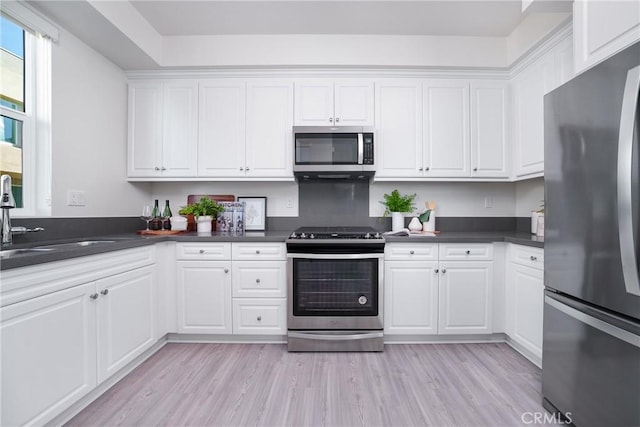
top-left (288, 226), bottom-right (383, 241)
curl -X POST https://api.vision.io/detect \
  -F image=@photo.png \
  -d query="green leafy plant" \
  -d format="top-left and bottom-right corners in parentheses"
top-left (419, 210), bottom-right (432, 222)
top-left (536, 200), bottom-right (545, 214)
top-left (380, 189), bottom-right (416, 217)
top-left (178, 197), bottom-right (224, 219)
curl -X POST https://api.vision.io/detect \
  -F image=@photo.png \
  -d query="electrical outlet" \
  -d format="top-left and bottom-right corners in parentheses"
top-left (67, 190), bottom-right (86, 206)
top-left (286, 199), bottom-right (294, 209)
top-left (484, 197), bottom-right (493, 208)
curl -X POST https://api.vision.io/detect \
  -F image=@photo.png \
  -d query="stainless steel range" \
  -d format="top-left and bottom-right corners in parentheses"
top-left (286, 226), bottom-right (384, 352)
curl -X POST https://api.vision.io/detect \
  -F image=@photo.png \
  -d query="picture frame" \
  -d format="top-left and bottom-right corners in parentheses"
top-left (237, 197), bottom-right (267, 231)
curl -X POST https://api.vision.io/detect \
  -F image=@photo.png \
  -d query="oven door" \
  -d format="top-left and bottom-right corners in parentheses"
top-left (287, 253), bottom-right (383, 330)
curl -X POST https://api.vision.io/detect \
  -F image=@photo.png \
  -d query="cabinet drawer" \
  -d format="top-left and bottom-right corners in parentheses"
top-left (232, 243), bottom-right (286, 260)
top-left (232, 261), bottom-right (286, 298)
top-left (438, 243), bottom-right (493, 261)
top-left (384, 243), bottom-right (438, 261)
top-left (176, 243), bottom-right (231, 260)
top-left (511, 245), bottom-right (544, 270)
top-left (232, 298), bottom-right (286, 335)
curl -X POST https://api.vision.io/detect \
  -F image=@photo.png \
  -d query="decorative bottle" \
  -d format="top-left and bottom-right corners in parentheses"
top-left (162, 200), bottom-right (172, 230)
top-left (150, 199), bottom-right (161, 230)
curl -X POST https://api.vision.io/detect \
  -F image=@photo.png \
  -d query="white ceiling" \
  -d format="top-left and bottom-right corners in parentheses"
top-left (129, 0), bottom-right (525, 37)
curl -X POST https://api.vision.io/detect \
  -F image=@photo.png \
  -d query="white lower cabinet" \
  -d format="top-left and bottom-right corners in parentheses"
top-left (437, 261), bottom-right (493, 334)
top-left (384, 243), bottom-right (493, 336)
top-left (176, 260), bottom-right (232, 334)
top-left (0, 248), bottom-right (157, 427)
top-left (232, 298), bottom-right (286, 335)
top-left (506, 245), bottom-right (544, 363)
top-left (384, 261), bottom-right (439, 334)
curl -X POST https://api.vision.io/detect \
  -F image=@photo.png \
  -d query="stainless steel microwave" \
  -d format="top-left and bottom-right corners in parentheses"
top-left (293, 127), bottom-right (375, 177)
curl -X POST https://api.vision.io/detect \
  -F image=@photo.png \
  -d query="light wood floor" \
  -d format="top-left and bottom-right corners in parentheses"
top-left (66, 343), bottom-right (546, 427)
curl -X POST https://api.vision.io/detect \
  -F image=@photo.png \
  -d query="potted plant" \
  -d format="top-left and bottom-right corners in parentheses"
top-left (531, 200), bottom-right (544, 234)
top-left (380, 189), bottom-right (416, 231)
top-left (179, 197), bottom-right (225, 233)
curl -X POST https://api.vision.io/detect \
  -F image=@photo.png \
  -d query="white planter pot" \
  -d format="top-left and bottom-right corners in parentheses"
top-left (391, 212), bottom-right (404, 232)
top-left (531, 211), bottom-right (540, 234)
top-left (423, 210), bottom-right (436, 232)
top-left (196, 216), bottom-right (213, 233)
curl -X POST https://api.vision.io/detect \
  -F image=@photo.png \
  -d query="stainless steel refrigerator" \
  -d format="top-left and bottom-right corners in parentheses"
top-left (543, 41), bottom-right (640, 427)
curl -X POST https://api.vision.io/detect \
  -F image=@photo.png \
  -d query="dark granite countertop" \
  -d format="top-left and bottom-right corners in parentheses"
top-left (0, 230), bottom-right (542, 271)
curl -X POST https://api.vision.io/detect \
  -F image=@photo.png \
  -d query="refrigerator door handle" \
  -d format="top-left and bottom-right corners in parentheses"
top-left (617, 64), bottom-right (640, 297)
top-left (545, 296), bottom-right (640, 348)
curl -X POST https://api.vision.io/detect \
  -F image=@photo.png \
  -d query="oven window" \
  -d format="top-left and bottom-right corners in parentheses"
top-left (295, 133), bottom-right (359, 164)
top-left (292, 258), bottom-right (378, 316)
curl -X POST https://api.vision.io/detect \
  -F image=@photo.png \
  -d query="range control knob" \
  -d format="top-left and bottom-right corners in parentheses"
top-left (374, 232), bottom-right (381, 239)
top-left (290, 232), bottom-right (297, 239)
top-left (300, 232), bottom-right (307, 239)
top-left (364, 232), bottom-right (371, 239)
top-left (309, 234), bottom-right (315, 239)
top-left (358, 295), bottom-right (368, 305)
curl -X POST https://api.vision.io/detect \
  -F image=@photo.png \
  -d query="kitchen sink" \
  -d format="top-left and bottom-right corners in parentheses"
top-left (0, 248), bottom-right (54, 258)
top-left (33, 240), bottom-right (117, 250)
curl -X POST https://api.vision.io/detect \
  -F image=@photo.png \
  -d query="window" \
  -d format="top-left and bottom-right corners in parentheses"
top-left (0, 7), bottom-right (53, 217)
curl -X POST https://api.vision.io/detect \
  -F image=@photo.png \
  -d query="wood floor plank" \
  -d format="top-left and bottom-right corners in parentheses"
top-left (65, 343), bottom-right (546, 427)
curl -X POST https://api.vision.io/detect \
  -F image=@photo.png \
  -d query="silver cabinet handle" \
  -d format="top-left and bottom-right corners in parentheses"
top-left (255, 250), bottom-right (261, 254)
top-left (434, 268), bottom-right (439, 273)
top-left (161, 167), bottom-right (166, 171)
top-left (257, 316), bottom-right (262, 321)
top-left (418, 167), bottom-right (424, 172)
top-left (224, 268), bottom-right (229, 273)
top-left (442, 269), bottom-right (447, 274)
top-left (256, 278), bottom-right (261, 283)
top-left (617, 64), bottom-right (640, 297)
top-left (409, 250), bottom-right (415, 255)
top-left (335, 117), bottom-right (340, 122)
top-left (425, 167), bottom-right (430, 171)
top-left (473, 167), bottom-right (478, 172)
top-left (89, 293), bottom-right (99, 300)
top-left (245, 166), bottom-right (250, 171)
top-left (239, 167), bottom-right (244, 171)
top-left (465, 250), bottom-right (471, 255)
top-left (154, 167), bottom-right (160, 171)
top-left (530, 255), bottom-right (538, 261)
top-left (199, 249), bottom-right (205, 254)
top-left (329, 117), bottom-right (333, 122)
top-left (100, 289), bottom-right (109, 296)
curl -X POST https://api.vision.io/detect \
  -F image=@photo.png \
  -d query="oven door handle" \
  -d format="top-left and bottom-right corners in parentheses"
top-left (287, 253), bottom-right (384, 260)
top-left (288, 331), bottom-right (384, 341)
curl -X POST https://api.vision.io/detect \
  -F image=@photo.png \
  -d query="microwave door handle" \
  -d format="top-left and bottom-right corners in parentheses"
top-left (617, 64), bottom-right (640, 297)
top-left (358, 133), bottom-right (364, 164)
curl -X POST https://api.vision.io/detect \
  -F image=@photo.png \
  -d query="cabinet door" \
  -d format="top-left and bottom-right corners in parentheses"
top-left (510, 263), bottom-right (544, 360)
top-left (294, 79), bottom-right (334, 126)
top-left (374, 80), bottom-right (423, 177)
top-left (161, 81), bottom-right (198, 177)
top-left (384, 261), bottom-right (439, 335)
top-left (176, 261), bottom-right (232, 334)
top-left (96, 266), bottom-right (156, 383)
top-left (245, 80), bottom-right (294, 178)
top-left (198, 80), bottom-right (246, 176)
top-left (1, 283), bottom-right (97, 427)
top-left (232, 298), bottom-right (286, 335)
top-left (128, 81), bottom-right (162, 177)
top-left (554, 35), bottom-right (574, 90)
top-left (334, 80), bottom-right (375, 126)
top-left (232, 261), bottom-right (286, 298)
top-left (574, 0), bottom-right (640, 74)
top-left (423, 80), bottom-right (470, 177)
top-left (513, 53), bottom-right (555, 177)
top-left (438, 261), bottom-right (492, 334)
top-left (470, 81), bottom-right (509, 178)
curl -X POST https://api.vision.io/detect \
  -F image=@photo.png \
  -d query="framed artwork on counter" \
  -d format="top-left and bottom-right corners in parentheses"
top-left (238, 197), bottom-right (267, 231)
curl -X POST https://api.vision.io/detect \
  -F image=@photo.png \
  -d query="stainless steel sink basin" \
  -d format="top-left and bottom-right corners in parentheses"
top-left (0, 248), bottom-right (54, 258)
top-left (33, 240), bottom-right (117, 250)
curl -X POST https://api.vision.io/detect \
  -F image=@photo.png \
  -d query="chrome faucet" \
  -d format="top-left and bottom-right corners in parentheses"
top-left (1, 175), bottom-right (44, 245)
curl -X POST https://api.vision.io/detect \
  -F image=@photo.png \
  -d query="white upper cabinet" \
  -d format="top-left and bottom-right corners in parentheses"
top-left (374, 79), bottom-right (423, 177)
top-left (470, 81), bottom-right (510, 178)
top-left (423, 80), bottom-right (470, 177)
top-left (294, 79), bottom-right (374, 126)
top-left (512, 33), bottom-right (573, 179)
top-left (199, 79), bottom-right (293, 179)
top-left (128, 81), bottom-right (199, 177)
top-left (198, 80), bottom-right (247, 177)
top-left (573, 0), bottom-right (640, 75)
top-left (245, 79), bottom-right (294, 178)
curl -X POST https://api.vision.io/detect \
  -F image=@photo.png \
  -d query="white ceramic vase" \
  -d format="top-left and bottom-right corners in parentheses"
top-left (408, 217), bottom-right (422, 231)
top-left (423, 210), bottom-right (436, 232)
top-left (196, 215), bottom-right (213, 233)
top-left (391, 212), bottom-right (404, 232)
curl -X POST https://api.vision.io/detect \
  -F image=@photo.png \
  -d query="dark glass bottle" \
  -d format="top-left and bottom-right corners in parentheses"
top-left (150, 199), bottom-right (161, 230)
top-left (162, 200), bottom-right (172, 230)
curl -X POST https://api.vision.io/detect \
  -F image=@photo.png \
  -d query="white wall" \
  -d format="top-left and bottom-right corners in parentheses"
top-left (51, 27), bottom-right (151, 217)
top-left (150, 182), bottom-right (299, 217)
top-left (370, 182), bottom-right (516, 217)
top-left (515, 177), bottom-right (544, 216)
